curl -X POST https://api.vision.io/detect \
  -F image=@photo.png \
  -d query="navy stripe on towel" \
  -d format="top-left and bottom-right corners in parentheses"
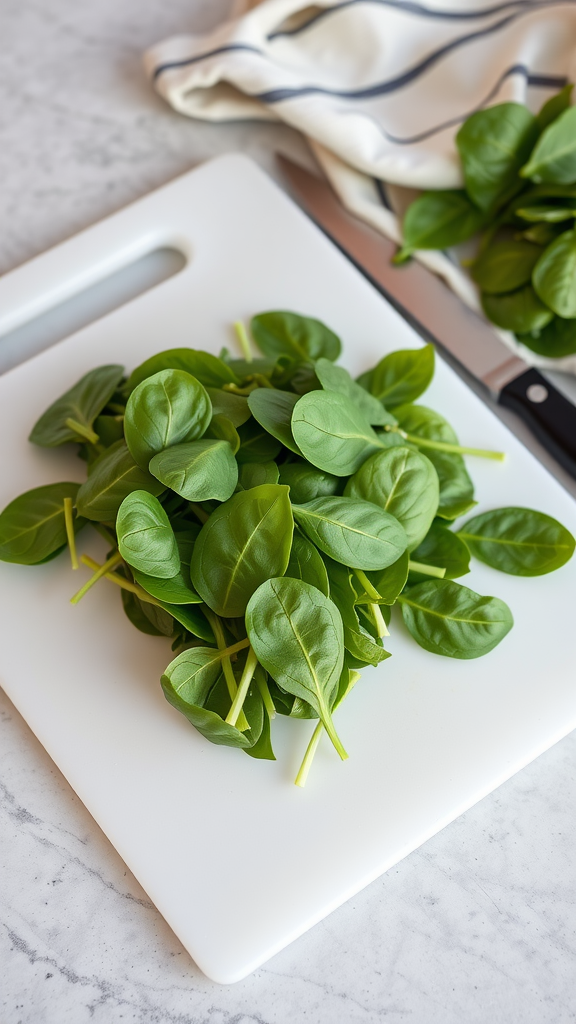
top-left (267, 0), bottom-right (559, 41)
top-left (385, 65), bottom-right (568, 145)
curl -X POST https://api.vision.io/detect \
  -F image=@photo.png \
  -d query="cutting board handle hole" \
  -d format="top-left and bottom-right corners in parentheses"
top-left (0, 246), bottom-right (186, 375)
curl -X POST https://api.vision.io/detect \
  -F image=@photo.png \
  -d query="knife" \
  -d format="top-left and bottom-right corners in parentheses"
top-left (277, 154), bottom-right (576, 482)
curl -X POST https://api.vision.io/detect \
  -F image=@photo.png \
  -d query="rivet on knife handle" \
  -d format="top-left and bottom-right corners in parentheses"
top-left (499, 368), bottom-right (576, 479)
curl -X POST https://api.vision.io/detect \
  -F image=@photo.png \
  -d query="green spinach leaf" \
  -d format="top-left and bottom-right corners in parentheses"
top-left (235, 417), bottom-right (282, 464)
top-left (124, 349), bottom-right (239, 394)
top-left (247, 388), bottom-right (301, 453)
top-left (75, 440), bottom-right (164, 521)
top-left (532, 229), bottom-right (576, 318)
top-left (516, 316), bottom-right (576, 357)
top-left (121, 588), bottom-right (168, 635)
top-left (292, 495), bottom-right (407, 570)
top-left (161, 647), bottom-right (254, 748)
top-left (0, 482), bottom-right (85, 564)
top-left (251, 311), bottom-right (341, 362)
top-left (456, 103), bottom-right (539, 211)
top-left (277, 461), bottom-right (339, 503)
top-left (393, 405), bottom-right (476, 520)
top-left (458, 507), bottom-right (575, 575)
top-left (516, 203), bottom-right (576, 223)
top-left (149, 440), bottom-right (238, 502)
top-left (536, 84), bottom-right (573, 132)
top-left (246, 576), bottom-right (346, 757)
top-left (206, 388), bottom-right (251, 426)
top-left (132, 529), bottom-right (201, 603)
top-left (481, 284), bottom-right (554, 332)
top-left (521, 105), bottom-right (576, 184)
top-left (398, 579), bottom-right (513, 658)
top-left (29, 365), bottom-right (124, 447)
top-left (93, 414), bottom-right (125, 448)
top-left (205, 415), bottom-right (240, 454)
top-left (191, 484), bottom-right (293, 617)
top-left (344, 446), bottom-right (439, 550)
top-left (324, 558), bottom-right (390, 666)
top-left (471, 240), bottom-right (543, 294)
top-left (314, 357), bottom-right (392, 425)
top-left (124, 369), bottom-right (212, 470)
top-left (285, 530), bottom-right (330, 596)
top-left (356, 345), bottom-right (434, 409)
top-left (365, 550), bottom-right (409, 605)
top-left (116, 490), bottom-right (180, 578)
top-left (407, 520), bottom-right (470, 583)
top-left (399, 190), bottom-right (486, 257)
top-left (238, 462), bottom-right (279, 489)
top-left (292, 390), bottom-right (384, 476)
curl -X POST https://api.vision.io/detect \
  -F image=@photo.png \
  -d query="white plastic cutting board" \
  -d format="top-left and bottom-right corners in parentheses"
top-left (0, 155), bottom-right (575, 984)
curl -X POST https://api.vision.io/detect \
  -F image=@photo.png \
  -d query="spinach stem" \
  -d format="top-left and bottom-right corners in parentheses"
top-left (408, 559), bottom-right (446, 579)
top-left (222, 381), bottom-right (259, 396)
top-left (63, 497), bottom-right (79, 570)
top-left (352, 568), bottom-right (381, 601)
top-left (65, 417), bottom-right (100, 445)
top-left (226, 646), bottom-right (259, 727)
top-left (295, 721), bottom-right (323, 788)
top-left (188, 502), bottom-right (209, 524)
top-left (70, 551), bottom-right (122, 604)
top-left (220, 638), bottom-right (251, 659)
top-left (322, 709), bottom-right (348, 761)
top-left (206, 610), bottom-right (250, 732)
top-left (370, 602), bottom-right (389, 638)
top-left (79, 560), bottom-right (251, 664)
top-left (255, 672), bottom-right (276, 719)
top-left (234, 320), bottom-right (253, 362)
top-left (384, 425), bottom-right (505, 461)
top-left (80, 555), bottom-right (164, 605)
top-left (251, 373), bottom-right (274, 389)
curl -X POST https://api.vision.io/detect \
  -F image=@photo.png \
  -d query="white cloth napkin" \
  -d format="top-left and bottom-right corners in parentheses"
top-left (144, 0), bottom-right (576, 372)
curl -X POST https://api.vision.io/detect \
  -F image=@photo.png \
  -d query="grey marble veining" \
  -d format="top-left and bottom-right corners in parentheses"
top-left (1, 1), bottom-right (576, 1021)
top-left (2, 686), bottom-right (576, 1024)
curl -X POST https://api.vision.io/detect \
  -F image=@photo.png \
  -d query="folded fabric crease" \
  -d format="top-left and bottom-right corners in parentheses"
top-left (144, 0), bottom-right (576, 372)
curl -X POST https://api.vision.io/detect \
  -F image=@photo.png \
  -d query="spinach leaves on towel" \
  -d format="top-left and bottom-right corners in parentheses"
top-left (396, 87), bottom-right (576, 356)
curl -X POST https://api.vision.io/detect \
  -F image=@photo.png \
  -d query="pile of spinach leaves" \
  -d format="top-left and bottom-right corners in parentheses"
top-left (395, 86), bottom-right (576, 357)
top-left (0, 311), bottom-right (573, 785)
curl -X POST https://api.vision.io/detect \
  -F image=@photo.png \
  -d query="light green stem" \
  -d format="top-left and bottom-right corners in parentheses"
top-left (63, 497), bottom-right (78, 570)
top-left (207, 611), bottom-right (250, 732)
top-left (226, 647), bottom-right (259, 727)
top-left (295, 721), bottom-right (323, 788)
top-left (352, 568), bottom-right (381, 601)
top-left (408, 559), bottom-right (446, 579)
top-left (234, 320), bottom-right (253, 362)
top-left (321, 708), bottom-right (348, 761)
top-left (80, 555), bottom-right (165, 605)
top-left (222, 381), bottom-right (259, 396)
top-left (65, 417), bottom-right (100, 445)
top-left (256, 673), bottom-right (276, 719)
top-left (251, 373), bottom-right (274, 389)
top-left (70, 552), bottom-right (122, 604)
top-left (370, 602), bottom-right (389, 638)
top-left (385, 425), bottom-right (505, 461)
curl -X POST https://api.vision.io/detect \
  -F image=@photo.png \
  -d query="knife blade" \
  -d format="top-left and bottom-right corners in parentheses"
top-left (277, 154), bottom-right (576, 482)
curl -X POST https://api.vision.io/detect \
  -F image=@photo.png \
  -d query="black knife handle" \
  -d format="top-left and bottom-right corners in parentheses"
top-left (499, 368), bottom-right (576, 479)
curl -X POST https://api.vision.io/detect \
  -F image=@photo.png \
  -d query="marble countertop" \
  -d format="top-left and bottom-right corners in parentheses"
top-left (1, 2), bottom-right (575, 1021)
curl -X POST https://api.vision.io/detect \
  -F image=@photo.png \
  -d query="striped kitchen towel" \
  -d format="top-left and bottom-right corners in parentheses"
top-left (145, 0), bottom-right (576, 371)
